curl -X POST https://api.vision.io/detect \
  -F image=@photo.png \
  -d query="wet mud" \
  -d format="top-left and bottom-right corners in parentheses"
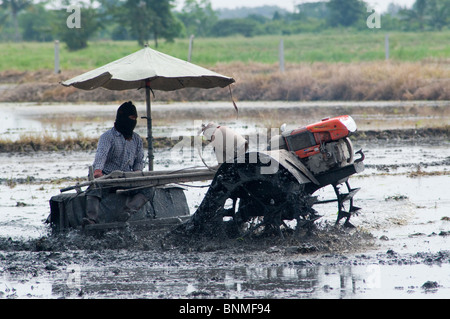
top-left (0, 102), bottom-right (449, 299)
top-left (1, 223), bottom-right (449, 299)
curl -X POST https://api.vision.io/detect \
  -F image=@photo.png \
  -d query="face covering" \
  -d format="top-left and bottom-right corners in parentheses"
top-left (114, 101), bottom-right (137, 140)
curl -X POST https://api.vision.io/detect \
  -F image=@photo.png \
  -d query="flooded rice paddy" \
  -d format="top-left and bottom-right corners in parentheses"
top-left (0, 101), bottom-right (449, 300)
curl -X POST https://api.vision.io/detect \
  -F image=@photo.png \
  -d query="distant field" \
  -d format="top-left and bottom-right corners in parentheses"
top-left (0, 31), bottom-right (449, 71)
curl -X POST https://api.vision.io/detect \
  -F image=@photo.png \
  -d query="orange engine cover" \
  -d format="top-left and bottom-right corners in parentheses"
top-left (306, 115), bottom-right (355, 141)
top-left (284, 115), bottom-right (357, 159)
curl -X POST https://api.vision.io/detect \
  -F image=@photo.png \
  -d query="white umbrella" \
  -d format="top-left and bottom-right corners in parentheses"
top-left (61, 45), bottom-right (235, 170)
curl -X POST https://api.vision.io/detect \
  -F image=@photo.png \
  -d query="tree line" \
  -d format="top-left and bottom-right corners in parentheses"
top-left (0, 0), bottom-right (448, 50)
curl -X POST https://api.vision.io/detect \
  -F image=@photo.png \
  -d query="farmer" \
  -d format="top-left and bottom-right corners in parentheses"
top-left (82, 101), bottom-right (152, 225)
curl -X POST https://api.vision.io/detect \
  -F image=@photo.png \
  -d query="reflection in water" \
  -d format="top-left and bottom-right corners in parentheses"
top-left (33, 264), bottom-right (376, 299)
top-left (3, 261), bottom-right (449, 299)
top-left (46, 263), bottom-right (448, 298)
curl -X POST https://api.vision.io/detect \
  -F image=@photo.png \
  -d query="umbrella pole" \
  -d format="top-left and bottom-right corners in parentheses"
top-left (145, 80), bottom-right (153, 171)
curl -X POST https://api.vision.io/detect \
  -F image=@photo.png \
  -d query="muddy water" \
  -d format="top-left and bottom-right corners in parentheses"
top-left (0, 101), bottom-right (449, 299)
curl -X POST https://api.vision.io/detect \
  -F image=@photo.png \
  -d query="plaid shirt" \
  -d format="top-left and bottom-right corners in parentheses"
top-left (92, 127), bottom-right (144, 175)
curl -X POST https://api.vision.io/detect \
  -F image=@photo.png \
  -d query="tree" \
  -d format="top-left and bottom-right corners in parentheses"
top-left (124, 0), bottom-right (154, 46)
top-left (19, 2), bottom-right (54, 41)
top-left (326, 0), bottom-right (366, 27)
top-left (210, 18), bottom-right (259, 37)
top-left (149, 0), bottom-right (182, 46)
top-left (116, 0), bottom-right (181, 47)
top-left (296, 2), bottom-right (328, 20)
top-left (400, 0), bottom-right (427, 30)
top-left (0, 0), bottom-right (32, 41)
top-left (176, 0), bottom-right (218, 37)
top-left (397, 0), bottom-right (450, 31)
top-left (56, 3), bottom-right (102, 50)
top-left (426, 0), bottom-right (450, 30)
top-left (386, 2), bottom-right (403, 16)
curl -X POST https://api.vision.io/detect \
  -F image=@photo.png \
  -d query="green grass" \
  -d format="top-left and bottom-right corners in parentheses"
top-left (0, 30), bottom-right (449, 71)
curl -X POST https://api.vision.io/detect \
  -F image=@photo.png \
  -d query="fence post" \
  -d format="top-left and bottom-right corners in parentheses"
top-left (279, 39), bottom-right (285, 72)
top-left (188, 35), bottom-right (195, 62)
top-left (54, 40), bottom-right (60, 74)
top-left (385, 34), bottom-right (389, 60)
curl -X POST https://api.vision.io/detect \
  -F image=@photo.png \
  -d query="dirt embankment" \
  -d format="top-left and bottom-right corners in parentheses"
top-left (1, 61), bottom-right (449, 103)
top-left (351, 126), bottom-right (450, 144)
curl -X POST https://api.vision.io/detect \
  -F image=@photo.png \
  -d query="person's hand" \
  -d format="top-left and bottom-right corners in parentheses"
top-left (93, 169), bottom-right (103, 178)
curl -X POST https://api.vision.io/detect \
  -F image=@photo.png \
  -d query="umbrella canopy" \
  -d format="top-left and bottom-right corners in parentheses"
top-left (61, 46), bottom-right (235, 171)
top-left (61, 46), bottom-right (234, 91)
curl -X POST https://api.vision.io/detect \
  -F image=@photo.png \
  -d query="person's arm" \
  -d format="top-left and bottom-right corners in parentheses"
top-left (92, 133), bottom-right (112, 177)
top-left (132, 135), bottom-right (145, 172)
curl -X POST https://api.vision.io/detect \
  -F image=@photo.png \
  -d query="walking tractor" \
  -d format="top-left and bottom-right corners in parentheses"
top-left (49, 115), bottom-right (364, 237)
top-left (186, 115), bottom-right (365, 237)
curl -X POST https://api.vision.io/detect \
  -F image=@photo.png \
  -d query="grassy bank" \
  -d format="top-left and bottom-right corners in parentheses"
top-left (1, 60), bottom-right (448, 102)
top-left (1, 31), bottom-right (449, 71)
